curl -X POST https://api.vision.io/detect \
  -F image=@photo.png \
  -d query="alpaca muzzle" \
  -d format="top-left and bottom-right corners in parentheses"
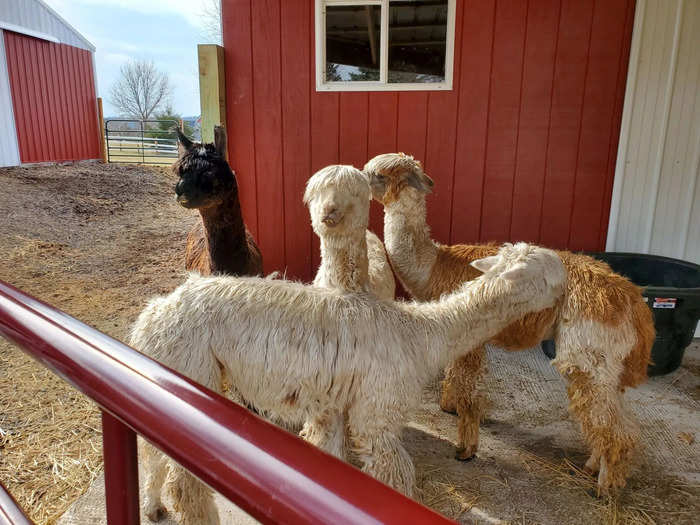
top-left (322, 209), bottom-right (342, 226)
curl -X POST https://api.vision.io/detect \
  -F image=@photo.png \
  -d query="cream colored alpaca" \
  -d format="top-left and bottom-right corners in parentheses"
top-left (304, 165), bottom-right (395, 301)
top-left (364, 152), bottom-right (655, 495)
top-left (301, 165), bottom-right (394, 460)
top-left (132, 242), bottom-right (565, 523)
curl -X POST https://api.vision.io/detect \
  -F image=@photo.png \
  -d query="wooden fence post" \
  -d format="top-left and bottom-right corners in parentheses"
top-left (97, 97), bottom-right (107, 163)
top-left (198, 44), bottom-right (227, 157)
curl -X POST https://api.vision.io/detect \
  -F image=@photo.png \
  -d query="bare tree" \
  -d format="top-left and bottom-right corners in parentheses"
top-left (200, 0), bottom-right (222, 44)
top-left (109, 60), bottom-right (172, 121)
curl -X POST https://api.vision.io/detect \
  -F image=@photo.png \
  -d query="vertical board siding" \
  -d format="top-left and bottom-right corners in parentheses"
top-left (339, 93), bottom-right (369, 167)
top-left (538, 0), bottom-right (595, 248)
top-left (222, 0), bottom-right (258, 238)
top-left (424, 0), bottom-right (464, 244)
top-left (451, 0), bottom-right (497, 244)
top-left (367, 92), bottom-right (398, 235)
top-left (4, 31), bottom-right (99, 163)
top-left (568, 0), bottom-right (630, 250)
top-left (608, 0), bottom-right (700, 264)
top-left (479, 0), bottom-right (529, 243)
top-left (509, 0), bottom-right (561, 243)
top-left (223, 0), bottom-right (633, 279)
top-left (281, 0), bottom-right (313, 282)
top-left (251, 0), bottom-right (285, 274)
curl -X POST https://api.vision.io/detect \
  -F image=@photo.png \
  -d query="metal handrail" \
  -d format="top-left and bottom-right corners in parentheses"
top-left (0, 280), bottom-right (454, 525)
top-left (0, 482), bottom-right (33, 525)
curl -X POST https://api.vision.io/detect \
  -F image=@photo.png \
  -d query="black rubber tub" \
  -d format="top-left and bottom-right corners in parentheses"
top-left (541, 252), bottom-right (700, 376)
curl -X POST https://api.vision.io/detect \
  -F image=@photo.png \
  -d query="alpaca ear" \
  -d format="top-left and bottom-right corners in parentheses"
top-left (214, 125), bottom-right (227, 158)
top-left (500, 263), bottom-right (529, 281)
top-left (470, 255), bottom-right (499, 273)
top-left (406, 169), bottom-right (434, 193)
top-left (176, 127), bottom-right (193, 157)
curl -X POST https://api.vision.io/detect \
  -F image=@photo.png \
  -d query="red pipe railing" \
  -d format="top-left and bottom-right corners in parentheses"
top-left (0, 281), bottom-right (455, 525)
top-left (0, 482), bottom-right (33, 525)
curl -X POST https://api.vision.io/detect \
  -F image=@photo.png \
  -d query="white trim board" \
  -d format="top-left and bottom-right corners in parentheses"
top-left (315, 0), bottom-right (456, 92)
top-left (0, 20), bottom-right (60, 43)
top-left (0, 28), bottom-right (21, 167)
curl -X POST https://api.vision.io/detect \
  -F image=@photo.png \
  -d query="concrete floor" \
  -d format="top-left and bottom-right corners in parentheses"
top-left (59, 340), bottom-right (700, 525)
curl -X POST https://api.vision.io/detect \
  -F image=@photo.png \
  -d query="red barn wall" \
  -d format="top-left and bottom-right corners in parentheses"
top-left (222, 0), bottom-right (635, 280)
top-left (4, 31), bottom-right (100, 164)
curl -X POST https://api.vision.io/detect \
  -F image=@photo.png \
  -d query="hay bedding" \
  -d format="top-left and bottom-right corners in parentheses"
top-left (0, 162), bottom-right (194, 524)
top-left (1, 163), bottom-right (699, 524)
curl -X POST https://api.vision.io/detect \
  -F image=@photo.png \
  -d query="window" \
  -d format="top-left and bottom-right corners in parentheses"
top-left (316, 0), bottom-right (456, 91)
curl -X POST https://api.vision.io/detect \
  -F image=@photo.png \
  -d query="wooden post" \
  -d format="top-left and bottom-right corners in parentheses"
top-left (97, 97), bottom-right (107, 163)
top-left (198, 44), bottom-right (227, 155)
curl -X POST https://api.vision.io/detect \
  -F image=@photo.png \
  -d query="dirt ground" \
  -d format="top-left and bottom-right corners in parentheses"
top-left (0, 163), bottom-right (698, 524)
top-left (0, 162), bottom-right (195, 523)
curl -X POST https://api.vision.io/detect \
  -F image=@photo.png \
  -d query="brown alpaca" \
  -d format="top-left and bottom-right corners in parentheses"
top-left (174, 126), bottom-right (262, 276)
top-left (364, 152), bottom-right (655, 495)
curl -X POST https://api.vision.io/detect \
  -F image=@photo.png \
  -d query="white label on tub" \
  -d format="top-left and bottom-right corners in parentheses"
top-left (653, 298), bottom-right (677, 309)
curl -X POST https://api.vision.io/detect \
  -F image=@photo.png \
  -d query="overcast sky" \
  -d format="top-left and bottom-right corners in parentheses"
top-left (43, 0), bottom-right (217, 117)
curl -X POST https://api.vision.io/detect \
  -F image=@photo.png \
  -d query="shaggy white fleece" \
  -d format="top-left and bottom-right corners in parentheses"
top-left (132, 242), bottom-right (565, 523)
top-left (304, 164), bottom-right (395, 300)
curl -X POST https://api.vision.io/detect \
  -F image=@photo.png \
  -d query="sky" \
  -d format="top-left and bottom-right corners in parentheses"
top-left (43, 0), bottom-right (219, 117)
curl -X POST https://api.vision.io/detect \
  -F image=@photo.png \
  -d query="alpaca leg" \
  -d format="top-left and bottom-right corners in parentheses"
top-left (560, 365), bottom-right (638, 495)
top-left (167, 464), bottom-right (220, 525)
top-left (140, 440), bottom-right (169, 522)
top-left (300, 410), bottom-right (347, 460)
top-left (439, 363), bottom-right (459, 414)
top-left (583, 451), bottom-right (601, 476)
top-left (347, 410), bottom-right (414, 496)
top-left (442, 347), bottom-right (486, 461)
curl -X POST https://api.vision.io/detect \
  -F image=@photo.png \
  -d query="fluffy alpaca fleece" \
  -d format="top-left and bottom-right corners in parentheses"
top-left (132, 242), bottom-right (565, 523)
top-left (303, 165), bottom-right (395, 301)
top-left (174, 126), bottom-right (263, 276)
top-left (364, 152), bottom-right (656, 495)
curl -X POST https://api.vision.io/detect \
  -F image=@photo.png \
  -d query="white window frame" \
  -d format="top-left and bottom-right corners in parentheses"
top-left (315, 0), bottom-right (456, 92)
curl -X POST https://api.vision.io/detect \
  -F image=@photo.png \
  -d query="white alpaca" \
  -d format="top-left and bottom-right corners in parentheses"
top-left (303, 164), bottom-right (395, 301)
top-left (300, 165), bottom-right (395, 460)
top-left (132, 243), bottom-right (565, 523)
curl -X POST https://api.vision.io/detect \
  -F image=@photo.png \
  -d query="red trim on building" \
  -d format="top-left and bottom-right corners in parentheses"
top-left (4, 31), bottom-right (100, 163)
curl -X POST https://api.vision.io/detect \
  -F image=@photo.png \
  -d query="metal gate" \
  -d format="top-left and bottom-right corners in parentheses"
top-left (105, 119), bottom-right (179, 165)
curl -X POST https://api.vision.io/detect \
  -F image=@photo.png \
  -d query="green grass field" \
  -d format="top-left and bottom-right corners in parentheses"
top-left (106, 140), bottom-right (177, 166)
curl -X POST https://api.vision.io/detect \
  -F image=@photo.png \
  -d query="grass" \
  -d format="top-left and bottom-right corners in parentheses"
top-left (106, 142), bottom-right (176, 167)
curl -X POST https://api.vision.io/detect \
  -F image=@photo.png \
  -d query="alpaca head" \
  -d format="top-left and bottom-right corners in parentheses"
top-left (303, 165), bottom-right (371, 237)
top-left (470, 242), bottom-right (566, 302)
top-left (173, 126), bottom-right (237, 210)
top-left (363, 153), bottom-right (434, 205)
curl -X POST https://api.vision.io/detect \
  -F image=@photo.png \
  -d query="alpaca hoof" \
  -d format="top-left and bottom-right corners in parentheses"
top-left (586, 487), bottom-right (611, 500)
top-left (582, 465), bottom-right (599, 477)
top-left (455, 447), bottom-right (476, 461)
top-left (586, 487), bottom-right (603, 499)
top-left (146, 504), bottom-right (167, 522)
top-left (438, 399), bottom-right (457, 415)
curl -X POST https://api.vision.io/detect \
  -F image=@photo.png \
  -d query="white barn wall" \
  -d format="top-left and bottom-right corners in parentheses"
top-left (607, 0), bottom-right (700, 265)
top-left (0, 29), bottom-right (20, 168)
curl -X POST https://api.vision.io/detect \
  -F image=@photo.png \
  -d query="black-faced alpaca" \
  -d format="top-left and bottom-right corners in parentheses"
top-left (174, 126), bottom-right (262, 276)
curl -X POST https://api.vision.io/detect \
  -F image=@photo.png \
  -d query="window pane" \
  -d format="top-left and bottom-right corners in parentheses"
top-left (326, 5), bottom-right (381, 82)
top-left (388, 0), bottom-right (448, 83)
